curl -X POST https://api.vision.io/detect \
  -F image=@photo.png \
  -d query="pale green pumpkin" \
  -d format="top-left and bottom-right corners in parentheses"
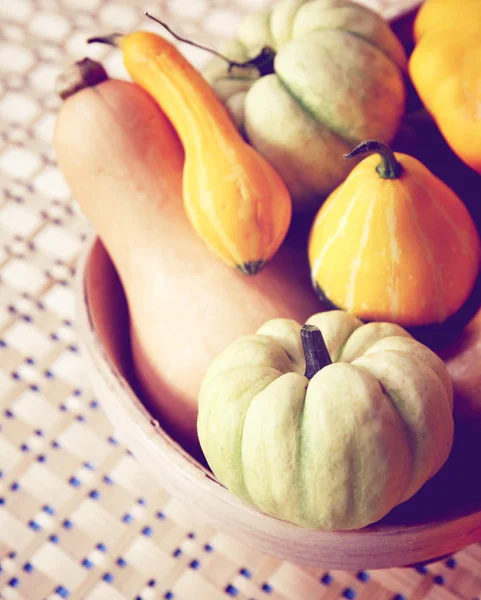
top-left (197, 310), bottom-right (454, 530)
top-left (203, 0), bottom-right (407, 210)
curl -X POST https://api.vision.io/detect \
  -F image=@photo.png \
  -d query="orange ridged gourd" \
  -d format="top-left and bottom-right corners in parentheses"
top-left (88, 30), bottom-right (292, 275)
top-left (308, 141), bottom-right (481, 327)
top-left (409, 0), bottom-right (481, 174)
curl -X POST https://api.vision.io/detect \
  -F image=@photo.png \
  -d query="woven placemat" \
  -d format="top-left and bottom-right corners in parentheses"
top-left (1, 0), bottom-right (480, 598)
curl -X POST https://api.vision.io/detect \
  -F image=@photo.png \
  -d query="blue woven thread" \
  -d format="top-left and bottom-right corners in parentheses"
top-left (55, 585), bottom-right (69, 598)
top-left (225, 585), bottom-right (238, 596)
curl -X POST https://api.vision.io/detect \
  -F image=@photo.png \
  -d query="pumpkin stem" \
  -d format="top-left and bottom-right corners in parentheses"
top-left (301, 324), bottom-right (332, 380)
top-left (144, 11), bottom-right (276, 77)
top-left (55, 58), bottom-right (108, 100)
top-left (344, 140), bottom-right (403, 179)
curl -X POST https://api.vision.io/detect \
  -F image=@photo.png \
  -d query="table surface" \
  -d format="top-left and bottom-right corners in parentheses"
top-left (1, 1), bottom-right (481, 599)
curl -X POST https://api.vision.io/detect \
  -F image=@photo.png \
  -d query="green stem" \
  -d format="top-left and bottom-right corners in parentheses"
top-left (88, 16), bottom-right (277, 77)
top-left (344, 140), bottom-right (403, 179)
top-left (301, 324), bottom-right (332, 380)
top-left (144, 12), bottom-right (276, 76)
top-left (238, 46), bottom-right (276, 77)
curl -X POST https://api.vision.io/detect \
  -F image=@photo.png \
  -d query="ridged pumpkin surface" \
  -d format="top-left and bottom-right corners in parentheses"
top-left (198, 310), bottom-right (454, 530)
top-left (203, 0), bottom-right (406, 210)
top-left (308, 153), bottom-right (481, 326)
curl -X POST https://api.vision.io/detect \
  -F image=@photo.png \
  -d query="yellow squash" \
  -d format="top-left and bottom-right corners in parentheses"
top-left (308, 141), bottom-right (481, 328)
top-left (89, 28), bottom-right (292, 274)
top-left (409, 0), bottom-right (481, 174)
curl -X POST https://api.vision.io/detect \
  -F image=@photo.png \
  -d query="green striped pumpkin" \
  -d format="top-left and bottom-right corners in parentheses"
top-left (203, 0), bottom-right (407, 210)
top-left (197, 310), bottom-right (454, 530)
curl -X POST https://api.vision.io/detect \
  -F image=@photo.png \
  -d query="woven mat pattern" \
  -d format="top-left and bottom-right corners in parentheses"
top-left (1, 0), bottom-right (480, 598)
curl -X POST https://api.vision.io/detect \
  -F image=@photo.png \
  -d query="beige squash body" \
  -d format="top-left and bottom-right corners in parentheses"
top-left (54, 80), bottom-right (320, 457)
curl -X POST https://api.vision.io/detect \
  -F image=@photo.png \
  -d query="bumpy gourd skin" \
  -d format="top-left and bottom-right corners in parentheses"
top-left (203, 0), bottom-right (407, 210)
top-left (198, 310), bottom-right (454, 531)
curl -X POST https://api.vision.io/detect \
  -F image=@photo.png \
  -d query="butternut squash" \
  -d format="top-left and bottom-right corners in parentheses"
top-left (54, 60), bottom-right (319, 458)
top-left (88, 29), bottom-right (292, 275)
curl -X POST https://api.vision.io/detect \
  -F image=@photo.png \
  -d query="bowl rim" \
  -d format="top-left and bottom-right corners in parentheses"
top-left (75, 234), bottom-right (481, 569)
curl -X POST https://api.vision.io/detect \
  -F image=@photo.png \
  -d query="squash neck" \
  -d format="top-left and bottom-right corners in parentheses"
top-left (129, 34), bottom-right (243, 149)
top-left (344, 140), bottom-right (403, 180)
top-left (301, 324), bottom-right (332, 380)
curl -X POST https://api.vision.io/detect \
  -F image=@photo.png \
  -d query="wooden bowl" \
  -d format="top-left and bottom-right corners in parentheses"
top-left (75, 235), bottom-right (481, 570)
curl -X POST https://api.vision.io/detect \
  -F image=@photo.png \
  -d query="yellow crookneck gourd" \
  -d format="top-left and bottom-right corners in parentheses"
top-left (88, 22), bottom-right (292, 275)
top-left (308, 141), bottom-right (481, 328)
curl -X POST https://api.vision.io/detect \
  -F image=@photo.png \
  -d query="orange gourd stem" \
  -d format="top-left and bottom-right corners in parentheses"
top-left (344, 140), bottom-right (403, 179)
top-left (88, 27), bottom-right (291, 275)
